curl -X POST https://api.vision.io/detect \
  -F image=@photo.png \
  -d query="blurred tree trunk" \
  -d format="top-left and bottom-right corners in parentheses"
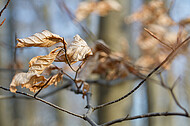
top-left (144, 0), bottom-right (172, 126)
top-left (97, 0), bottom-right (133, 125)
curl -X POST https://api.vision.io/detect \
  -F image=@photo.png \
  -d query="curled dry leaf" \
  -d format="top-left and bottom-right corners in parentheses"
top-left (31, 73), bottom-right (63, 92)
top-left (55, 34), bottom-right (93, 63)
top-left (10, 72), bottom-right (46, 93)
top-left (16, 30), bottom-right (63, 48)
top-left (48, 73), bottom-right (63, 86)
top-left (10, 72), bottom-right (63, 93)
top-left (92, 52), bottom-right (131, 80)
top-left (28, 48), bottom-right (61, 74)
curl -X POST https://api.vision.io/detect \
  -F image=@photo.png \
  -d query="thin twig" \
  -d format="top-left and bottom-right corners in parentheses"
top-left (83, 115), bottom-right (98, 126)
top-left (74, 61), bottom-right (86, 81)
top-left (93, 36), bottom-right (190, 110)
top-left (0, 0), bottom-right (11, 17)
top-left (61, 70), bottom-right (74, 81)
top-left (159, 73), bottom-right (188, 115)
top-left (62, 38), bottom-right (76, 72)
top-left (0, 82), bottom-right (71, 99)
top-left (85, 92), bottom-right (93, 115)
top-left (100, 112), bottom-right (189, 126)
top-left (144, 28), bottom-right (174, 50)
top-left (0, 85), bottom-right (84, 119)
top-left (170, 90), bottom-right (189, 115)
top-left (34, 76), bottom-right (53, 97)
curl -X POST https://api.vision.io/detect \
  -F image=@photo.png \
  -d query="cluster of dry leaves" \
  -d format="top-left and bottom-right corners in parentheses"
top-left (10, 30), bottom-right (93, 95)
top-left (126, 1), bottom-right (189, 72)
top-left (78, 40), bottom-right (143, 81)
top-left (79, 1), bottom-right (190, 80)
top-left (9, 1), bottom-right (190, 95)
top-left (75, 0), bottom-right (121, 21)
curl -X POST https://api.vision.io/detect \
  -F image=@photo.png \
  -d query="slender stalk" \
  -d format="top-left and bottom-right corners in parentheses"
top-left (34, 76), bottom-right (53, 97)
top-left (100, 112), bottom-right (189, 126)
top-left (0, 0), bottom-right (11, 16)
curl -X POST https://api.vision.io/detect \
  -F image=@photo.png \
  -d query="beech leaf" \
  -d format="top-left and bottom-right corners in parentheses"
top-left (16, 30), bottom-right (63, 48)
top-left (28, 47), bottom-right (61, 74)
top-left (55, 34), bottom-right (93, 63)
top-left (10, 72), bottom-right (46, 93)
top-left (48, 73), bottom-right (63, 86)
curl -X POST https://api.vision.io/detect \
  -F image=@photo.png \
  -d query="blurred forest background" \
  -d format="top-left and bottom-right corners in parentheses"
top-left (0, 0), bottom-right (190, 126)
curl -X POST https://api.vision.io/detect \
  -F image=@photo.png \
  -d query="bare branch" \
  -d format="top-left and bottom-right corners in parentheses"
top-left (0, 85), bottom-right (84, 119)
top-left (0, 0), bottom-right (11, 17)
top-left (159, 73), bottom-right (189, 115)
top-left (34, 76), bottom-right (53, 98)
top-left (170, 90), bottom-right (189, 115)
top-left (74, 61), bottom-right (86, 81)
top-left (83, 115), bottom-right (98, 126)
top-left (93, 36), bottom-right (190, 110)
top-left (100, 112), bottom-right (189, 126)
top-left (62, 38), bottom-right (76, 72)
top-left (144, 28), bottom-right (174, 50)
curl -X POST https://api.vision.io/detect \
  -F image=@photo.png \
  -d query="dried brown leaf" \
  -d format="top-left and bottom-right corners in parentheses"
top-left (55, 34), bottom-right (93, 63)
top-left (10, 72), bottom-right (46, 93)
top-left (16, 30), bottom-right (63, 48)
top-left (29, 47), bottom-right (61, 74)
top-left (48, 73), bottom-right (63, 86)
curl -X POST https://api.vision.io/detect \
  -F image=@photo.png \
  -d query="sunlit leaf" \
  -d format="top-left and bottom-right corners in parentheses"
top-left (10, 72), bottom-right (46, 93)
top-left (16, 30), bottom-right (63, 48)
top-left (28, 48), bottom-right (61, 74)
top-left (55, 34), bottom-right (93, 63)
